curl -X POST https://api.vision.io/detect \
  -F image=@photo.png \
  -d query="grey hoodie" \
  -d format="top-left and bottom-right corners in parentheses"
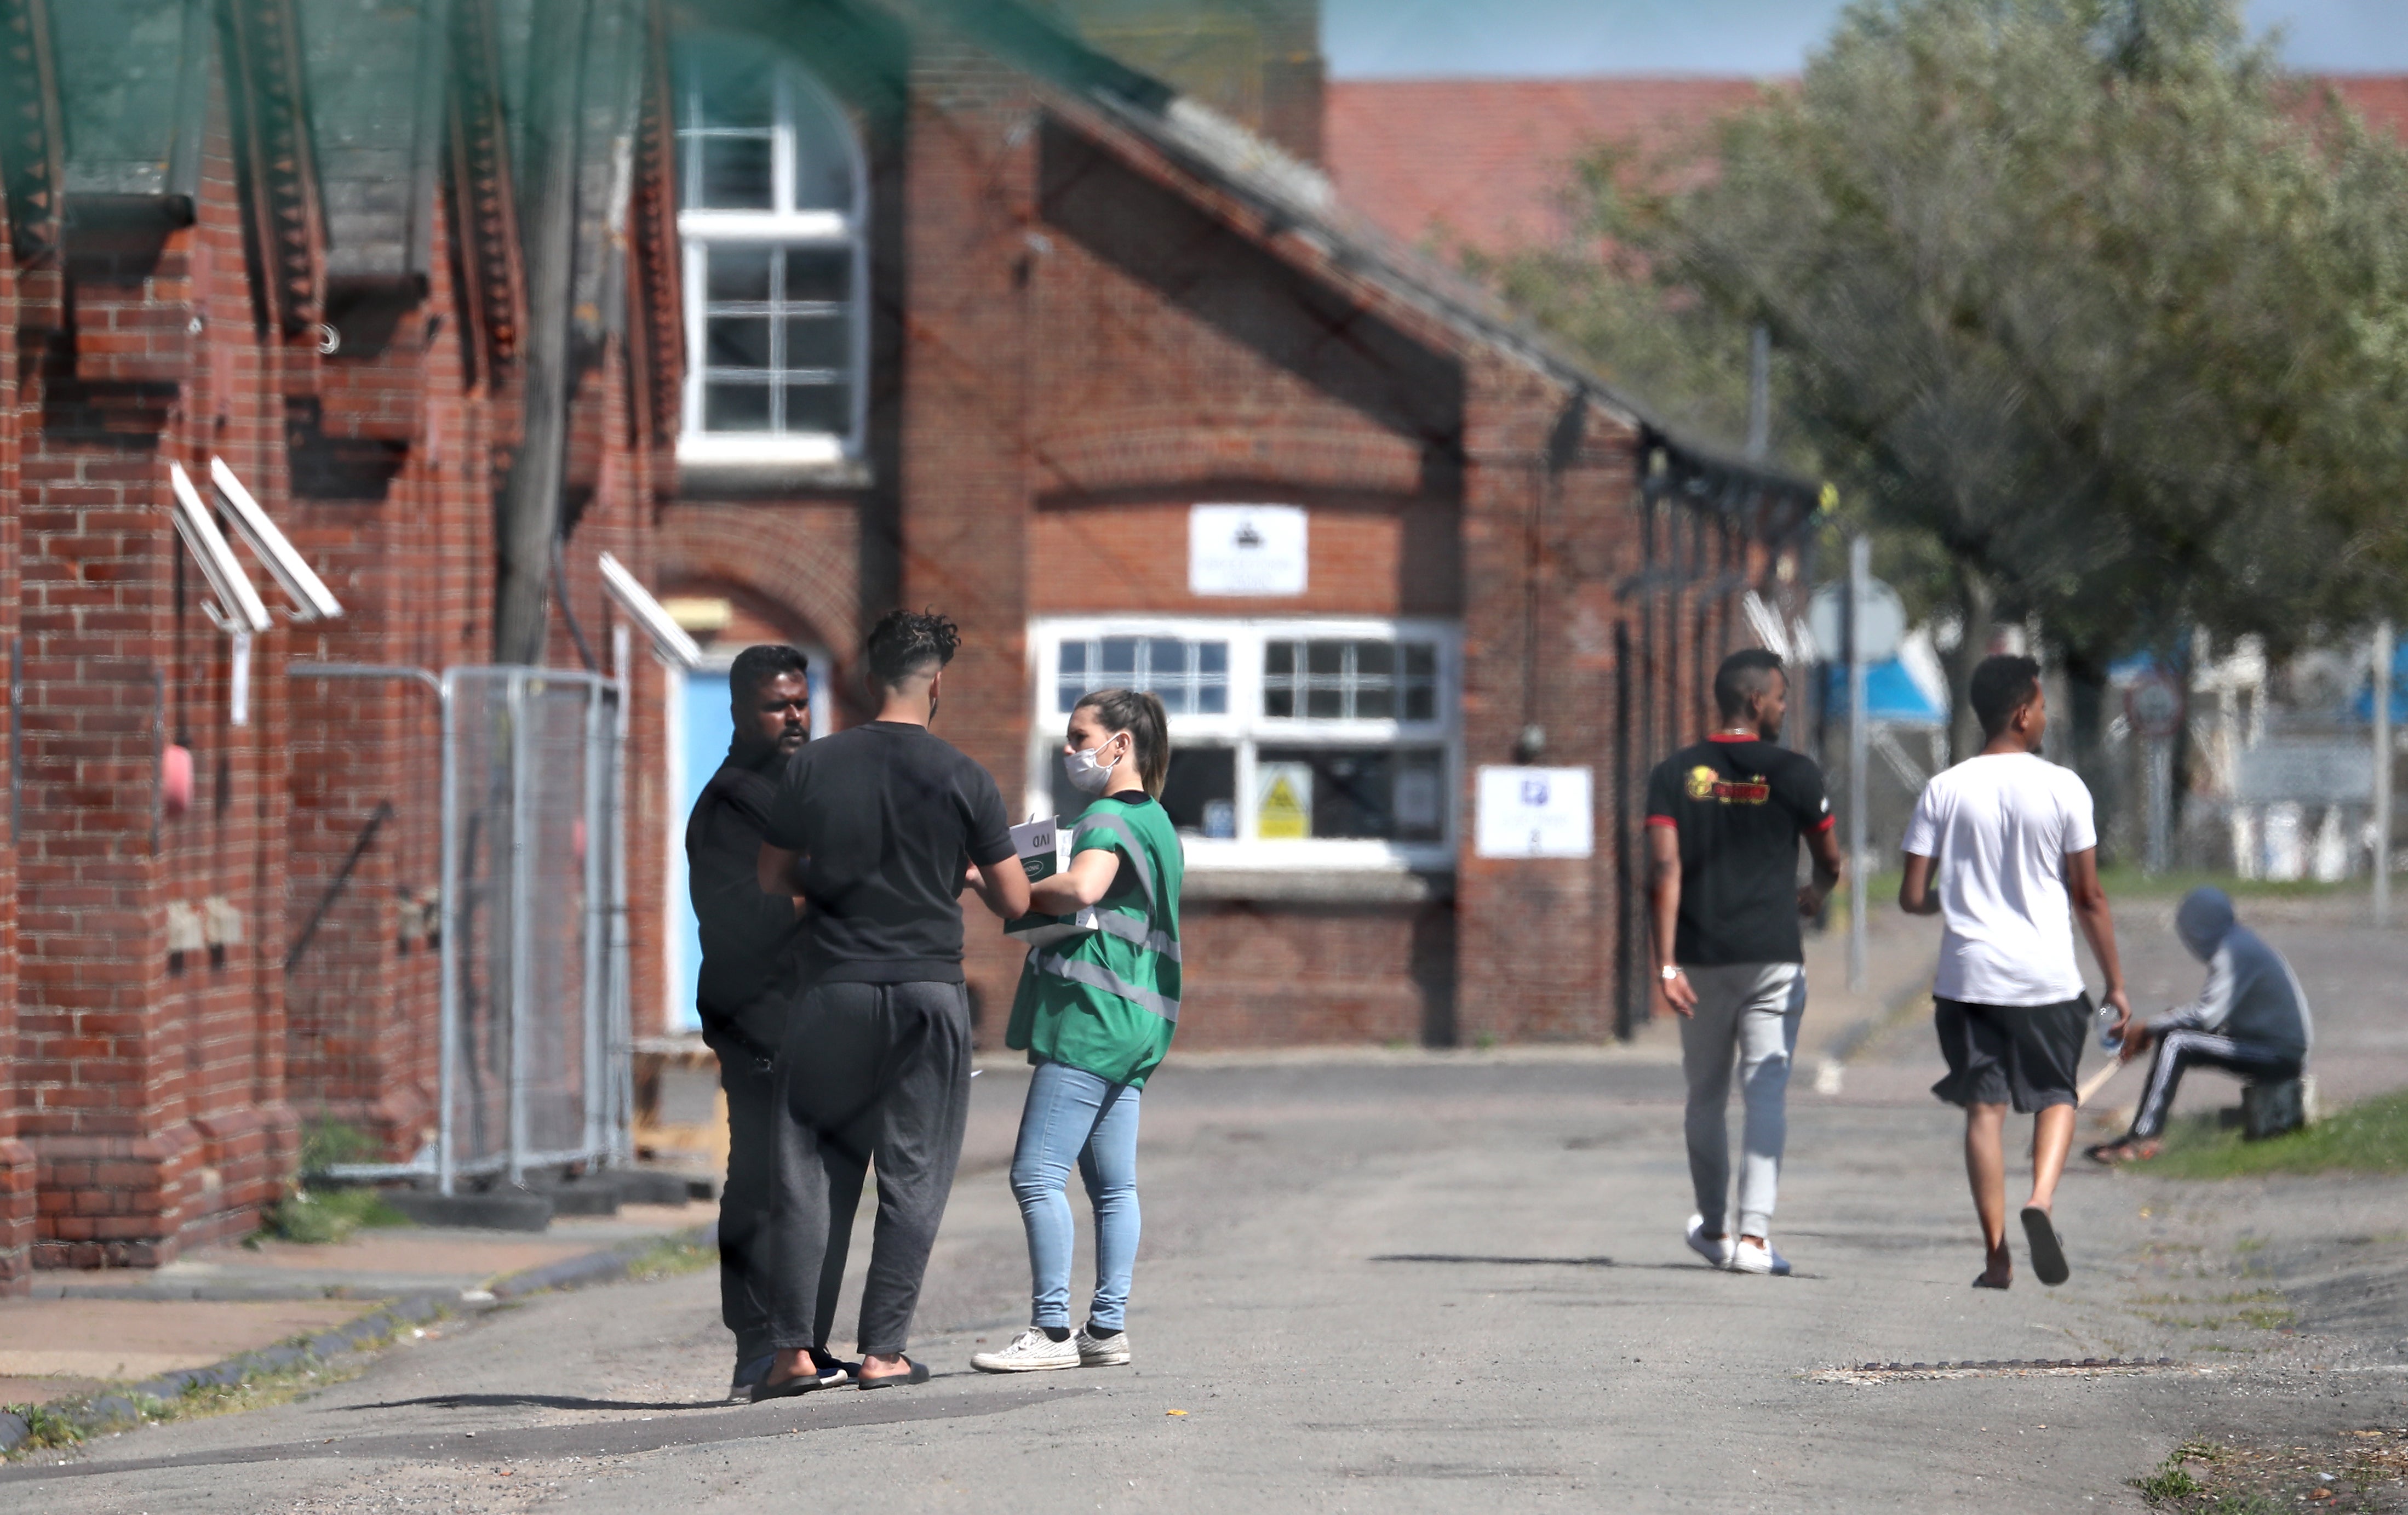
top-left (2153, 888), bottom-right (2313, 1060)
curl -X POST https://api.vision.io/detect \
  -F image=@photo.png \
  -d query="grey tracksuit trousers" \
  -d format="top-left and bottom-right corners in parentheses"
top-left (1678, 962), bottom-right (1807, 1239)
top-left (763, 979), bottom-right (973, 1358)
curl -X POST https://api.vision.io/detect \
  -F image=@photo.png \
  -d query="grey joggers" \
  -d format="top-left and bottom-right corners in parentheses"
top-left (762, 980), bottom-right (974, 1359)
top-left (1678, 961), bottom-right (1805, 1241)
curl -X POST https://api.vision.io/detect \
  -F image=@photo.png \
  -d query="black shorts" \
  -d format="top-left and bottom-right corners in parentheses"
top-left (1931, 994), bottom-right (2091, 1113)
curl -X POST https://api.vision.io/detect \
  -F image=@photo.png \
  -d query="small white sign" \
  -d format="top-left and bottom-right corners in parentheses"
top-left (1190, 505), bottom-right (1306, 596)
top-left (1476, 765), bottom-right (1593, 859)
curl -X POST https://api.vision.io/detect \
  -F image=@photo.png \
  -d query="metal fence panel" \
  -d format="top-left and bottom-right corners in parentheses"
top-left (440, 667), bottom-right (626, 1191)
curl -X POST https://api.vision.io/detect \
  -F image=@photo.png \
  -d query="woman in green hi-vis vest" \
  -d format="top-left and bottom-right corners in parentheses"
top-left (971, 689), bottom-right (1184, 1375)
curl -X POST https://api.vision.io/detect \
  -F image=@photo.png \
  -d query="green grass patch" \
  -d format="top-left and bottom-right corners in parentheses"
top-left (250, 1185), bottom-right (410, 1247)
top-left (1, 1401), bottom-right (88, 1456)
top-left (2135, 1457), bottom-right (2206, 1501)
top-left (2094, 866), bottom-right (2353, 901)
top-left (624, 1232), bottom-right (718, 1283)
top-left (2133, 1089), bottom-right (2408, 1180)
top-left (297, 1118), bottom-right (382, 1174)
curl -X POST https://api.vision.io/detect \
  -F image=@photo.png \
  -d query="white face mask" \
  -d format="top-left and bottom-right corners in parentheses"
top-left (1062, 738), bottom-right (1122, 796)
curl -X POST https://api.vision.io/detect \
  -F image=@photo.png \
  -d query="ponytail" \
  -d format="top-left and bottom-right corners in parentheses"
top-left (1074, 688), bottom-right (1170, 798)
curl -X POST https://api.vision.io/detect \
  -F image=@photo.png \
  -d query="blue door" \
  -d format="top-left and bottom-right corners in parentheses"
top-left (670, 658), bottom-right (829, 1032)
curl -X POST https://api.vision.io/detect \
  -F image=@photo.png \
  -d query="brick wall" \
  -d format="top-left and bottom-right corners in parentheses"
top-left (15, 78), bottom-right (299, 1267)
top-left (0, 178), bottom-right (32, 1293)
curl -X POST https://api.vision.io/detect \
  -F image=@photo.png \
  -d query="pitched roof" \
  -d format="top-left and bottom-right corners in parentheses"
top-left (928, 0), bottom-right (1819, 510)
top-left (1324, 76), bottom-right (1772, 258)
top-left (1326, 73), bottom-right (2408, 262)
top-left (2320, 74), bottom-right (2408, 140)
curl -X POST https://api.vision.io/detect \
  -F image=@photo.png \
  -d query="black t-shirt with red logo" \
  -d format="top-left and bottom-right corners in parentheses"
top-left (1644, 735), bottom-right (1833, 967)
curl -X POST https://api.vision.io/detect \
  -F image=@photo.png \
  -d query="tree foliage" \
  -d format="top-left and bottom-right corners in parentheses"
top-left (1490, 0), bottom-right (2408, 769)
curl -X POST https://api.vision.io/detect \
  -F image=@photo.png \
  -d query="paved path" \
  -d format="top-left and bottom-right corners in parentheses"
top-left (9, 1052), bottom-right (2403, 1511)
top-left (8, 890), bottom-right (2399, 1510)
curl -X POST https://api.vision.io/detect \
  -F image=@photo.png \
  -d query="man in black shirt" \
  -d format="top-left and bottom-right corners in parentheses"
top-left (1646, 649), bottom-right (1844, 1277)
top-left (752, 609), bottom-right (1028, 1395)
top-left (684, 644), bottom-right (817, 1399)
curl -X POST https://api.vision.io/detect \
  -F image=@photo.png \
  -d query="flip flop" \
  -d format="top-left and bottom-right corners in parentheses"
top-left (857, 1357), bottom-right (931, 1391)
top-left (749, 1365), bottom-right (842, 1402)
top-left (1972, 1273), bottom-right (2011, 1290)
top-left (811, 1350), bottom-right (862, 1386)
top-left (2021, 1205), bottom-right (2070, 1287)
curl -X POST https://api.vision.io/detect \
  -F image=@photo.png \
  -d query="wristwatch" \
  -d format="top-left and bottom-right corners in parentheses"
top-left (1660, 965), bottom-right (1683, 982)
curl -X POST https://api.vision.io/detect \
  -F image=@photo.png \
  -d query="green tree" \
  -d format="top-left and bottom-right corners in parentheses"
top-left (1493, 0), bottom-right (2408, 799)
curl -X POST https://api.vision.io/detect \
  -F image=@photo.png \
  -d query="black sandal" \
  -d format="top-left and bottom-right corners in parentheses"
top-left (857, 1357), bottom-right (931, 1390)
top-left (2021, 1205), bottom-right (2070, 1287)
top-left (750, 1366), bottom-right (838, 1402)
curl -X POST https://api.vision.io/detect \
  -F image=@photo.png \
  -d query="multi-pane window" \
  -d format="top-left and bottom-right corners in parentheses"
top-left (1031, 620), bottom-right (1459, 864)
top-left (1056, 636), bottom-right (1229, 715)
top-left (674, 34), bottom-right (865, 461)
top-left (1262, 639), bottom-right (1439, 721)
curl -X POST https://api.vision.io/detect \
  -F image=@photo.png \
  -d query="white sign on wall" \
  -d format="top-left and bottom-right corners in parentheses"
top-left (1189, 504), bottom-right (1306, 596)
top-left (1475, 765), bottom-right (1594, 859)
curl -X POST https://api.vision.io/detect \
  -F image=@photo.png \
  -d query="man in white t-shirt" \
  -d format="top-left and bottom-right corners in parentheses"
top-left (1899, 654), bottom-right (2131, 1290)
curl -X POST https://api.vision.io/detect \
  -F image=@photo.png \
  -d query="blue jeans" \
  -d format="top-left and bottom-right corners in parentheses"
top-left (1009, 1060), bottom-right (1141, 1333)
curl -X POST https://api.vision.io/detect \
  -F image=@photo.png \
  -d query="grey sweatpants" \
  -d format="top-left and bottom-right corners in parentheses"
top-left (763, 980), bottom-right (973, 1358)
top-left (1678, 962), bottom-right (1806, 1239)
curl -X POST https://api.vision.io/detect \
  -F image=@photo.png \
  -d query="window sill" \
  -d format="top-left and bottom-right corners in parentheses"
top-left (676, 437), bottom-right (872, 494)
top-left (1182, 866), bottom-right (1454, 906)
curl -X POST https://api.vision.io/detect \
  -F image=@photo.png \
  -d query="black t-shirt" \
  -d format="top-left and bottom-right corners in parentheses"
top-left (685, 738), bottom-right (806, 1040)
top-left (764, 721), bottom-right (1016, 985)
top-left (1645, 735), bottom-right (1832, 966)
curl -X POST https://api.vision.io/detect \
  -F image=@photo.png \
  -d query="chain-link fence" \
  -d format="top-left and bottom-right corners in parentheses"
top-left (290, 664), bottom-right (632, 1192)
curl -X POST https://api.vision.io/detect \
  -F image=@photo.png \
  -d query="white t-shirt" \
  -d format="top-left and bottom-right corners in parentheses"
top-left (1901, 752), bottom-right (2099, 1006)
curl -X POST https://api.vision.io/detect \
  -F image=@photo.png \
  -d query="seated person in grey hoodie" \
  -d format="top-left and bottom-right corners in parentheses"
top-left (2088, 887), bottom-right (2313, 1163)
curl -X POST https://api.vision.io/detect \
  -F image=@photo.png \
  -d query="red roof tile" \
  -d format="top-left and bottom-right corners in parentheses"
top-left (1325, 77), bottom-right (1772, 257)
top-left (2320, 75), bottom-right (2408, 140)
top-left (1328, 73), bottom-right (2408, 262)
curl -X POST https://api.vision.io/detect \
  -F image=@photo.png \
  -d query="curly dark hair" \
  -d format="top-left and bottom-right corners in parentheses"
top-left (727, 644), bottom-right (809, 710)
top-left (1970, 653), bottom-right (2043, 738)
top-left (864, 608), bottom-right (960, 688)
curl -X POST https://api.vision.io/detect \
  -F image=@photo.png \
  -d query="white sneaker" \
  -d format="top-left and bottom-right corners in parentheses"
top-left (1684, 1214), bottom-right (1734, 1270)
top-left (970, 1328), bottom-right (1081, 1373)
top-left (1729, 1238), bottom-right (1791, 1276)
top-left (1076, 1325), bottom-right (1131, 1367)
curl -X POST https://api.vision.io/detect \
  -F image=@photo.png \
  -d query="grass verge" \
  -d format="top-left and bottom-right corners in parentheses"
top-left (624, 1232), bottom-right (718, 1283)
top-left (2134, 1090), bottom-right (2408, 1179)
top-left (2130, 1428), bottom-right (2407, 1511)
top-left (249, 1184), bottom-right (411, 1246)
top-left (2095, 866), bottom-right (2352, 902)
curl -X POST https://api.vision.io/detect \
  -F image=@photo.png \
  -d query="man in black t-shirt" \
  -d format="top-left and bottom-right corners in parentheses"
top-left (684, 644), bottom-right (815, 1399)
top-left (750, 610), bottom-right (1029, 1397)
top-left (1646, 649), bottom-right (1844, 1278)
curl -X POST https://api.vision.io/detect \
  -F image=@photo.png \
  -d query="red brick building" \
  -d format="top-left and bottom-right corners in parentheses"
top-left (0, 0), bottom-right (1816, 1284)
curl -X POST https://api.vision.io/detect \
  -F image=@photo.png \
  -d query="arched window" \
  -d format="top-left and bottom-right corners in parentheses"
top-left (674, 34), bottom-right (867, 465)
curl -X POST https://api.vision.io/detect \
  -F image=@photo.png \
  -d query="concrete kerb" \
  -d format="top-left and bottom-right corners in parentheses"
top-left (0, 1222), bottom-right (720, 1457)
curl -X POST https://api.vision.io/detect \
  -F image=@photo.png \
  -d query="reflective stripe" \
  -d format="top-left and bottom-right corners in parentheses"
top-left (1093, 909), bottom-right (1181, 962)
top-left (1074, 811), bottom-right (1156, 907)
top-left (1035, 951), bottom-right (1180, 1024)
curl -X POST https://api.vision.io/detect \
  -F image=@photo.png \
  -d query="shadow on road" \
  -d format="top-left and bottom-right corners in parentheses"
top-left (342, 1393), bottom-right (718, 1413)
top-left (1371, 1253), bottom-right (1694, 1271)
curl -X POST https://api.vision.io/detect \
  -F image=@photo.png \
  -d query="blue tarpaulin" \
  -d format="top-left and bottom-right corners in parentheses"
top-left (2350, 638), bottom-right (2408, 723)
top-left (1823, 659), bottom-right (1946, 724)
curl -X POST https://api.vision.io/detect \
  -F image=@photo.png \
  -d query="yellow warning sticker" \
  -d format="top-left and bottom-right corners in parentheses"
top-left (1256, 763), bottom-right (1311, 840)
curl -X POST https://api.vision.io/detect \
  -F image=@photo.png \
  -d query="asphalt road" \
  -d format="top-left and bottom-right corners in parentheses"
top-left (11, 1048), bottom-right (2405, 1513)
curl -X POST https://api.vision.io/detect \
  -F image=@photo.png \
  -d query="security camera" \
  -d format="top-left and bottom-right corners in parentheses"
top-left (210, 457), bottom-right (343, 622)
top-left (168, 462), bottom-right (272, 634)
top-left (598, 551), bottom-right (704, 670)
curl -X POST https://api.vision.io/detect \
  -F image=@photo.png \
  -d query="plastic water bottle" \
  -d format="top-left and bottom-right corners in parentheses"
top-left (2096, 1002), bottom-right (2123, 1053)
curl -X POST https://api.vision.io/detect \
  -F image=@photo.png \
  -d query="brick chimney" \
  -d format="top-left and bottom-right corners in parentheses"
top-left (1044, 0), bottom-right (1327, 163)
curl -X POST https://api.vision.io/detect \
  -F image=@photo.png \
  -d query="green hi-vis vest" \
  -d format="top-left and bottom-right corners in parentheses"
top-left (1005, 795), bottom-right (1184, 1088)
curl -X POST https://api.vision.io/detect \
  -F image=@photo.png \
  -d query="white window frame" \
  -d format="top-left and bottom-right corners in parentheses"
top-left (674, 47), bottom-right (869, 466)
top-left (1026, 616), bottom-right (1463, 872)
